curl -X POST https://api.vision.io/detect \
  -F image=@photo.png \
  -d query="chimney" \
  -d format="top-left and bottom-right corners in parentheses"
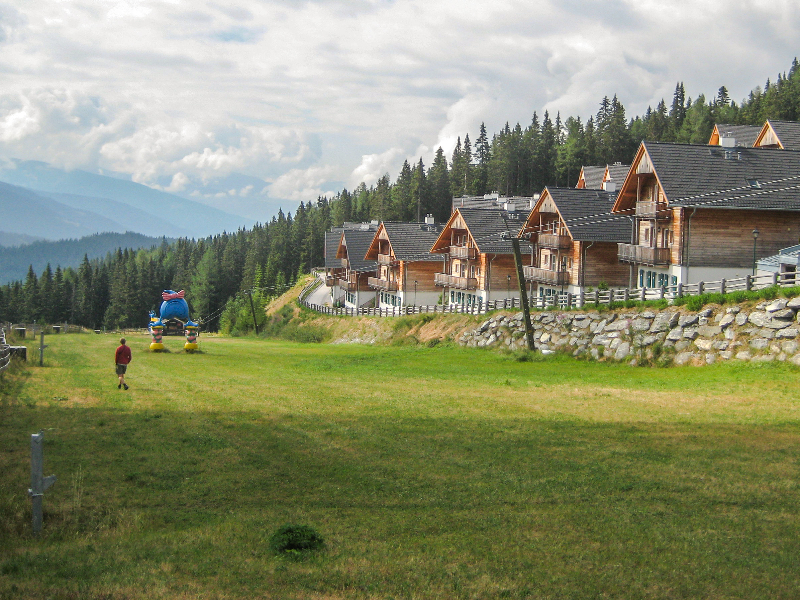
top-left (504, 202), bottom-right (516, 212)
top-left (602, 180), bottom-right (616, 193)
top-left (424, 214), bottom-right (435, 225)
top-left (720, 133), bottom-right (736, 148)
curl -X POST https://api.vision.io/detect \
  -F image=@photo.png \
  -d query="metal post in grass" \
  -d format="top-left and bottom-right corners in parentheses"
top-left (28, 432), bottom-right (56, 536)
top-left (38, 332), bottom-right (47, 367)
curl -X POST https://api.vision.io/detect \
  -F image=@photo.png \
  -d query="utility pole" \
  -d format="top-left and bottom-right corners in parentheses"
top-left (509, 235), bottom-right (535, 351)
top-left (29, 432), bottom-right (56, 535)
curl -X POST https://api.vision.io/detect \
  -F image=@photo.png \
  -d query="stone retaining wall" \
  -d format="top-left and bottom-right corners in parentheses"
top-left (459, 297), bottom-right (800, 366)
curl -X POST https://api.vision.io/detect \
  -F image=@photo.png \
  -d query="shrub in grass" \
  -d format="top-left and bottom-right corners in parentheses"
top-left (269, 524), bottom-right (325, 555)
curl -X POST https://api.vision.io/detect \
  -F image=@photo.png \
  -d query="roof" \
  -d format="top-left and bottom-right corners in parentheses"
top-left (763, 120), bottom-right (800, 150)
top-left (324, 228), bottom-right (344, 268)
top-left (606, 163), bottom-right (630, 184)
top-left (338, 229), bottom-right (377, 272)
top-left (379, 222), bottom-right (443, 261)
top-left (710, 123), bottom-right (762, 147)
top-left (757, 244), bottom-right (800, 270)
top-left (577, 166), bottom-right (605, 189)
top-left (432, 207), bottom-right (530, 254)
top-left (535, 187), bottom-right (631, 243)
top-left (626, 141), bottom-right (800, 211)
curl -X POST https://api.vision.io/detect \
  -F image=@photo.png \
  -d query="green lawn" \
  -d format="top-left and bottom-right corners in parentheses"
top-left (2, 332), bottom-right (800, 599)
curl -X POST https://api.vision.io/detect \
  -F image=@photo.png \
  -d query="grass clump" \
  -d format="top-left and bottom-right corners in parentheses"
top-left (260, 304), bottom-right (328, 343)
top-left (268, 524), bottom-right (325, 555)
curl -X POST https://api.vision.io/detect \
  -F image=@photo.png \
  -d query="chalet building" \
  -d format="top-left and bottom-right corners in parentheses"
top-left (430, 208), bottom-right (530, 307)
top-left (753, 120), bottom-right (800, 150)
top-left (611, 141), bottom-right (800, 287)
top-left (363, 218), bottom-right (443, 308)
top-left (756, 244), bottom-right (800, 282)
top-left (575, 162), bottom-right (630, 191)
top-left (452, 193), bottom-right (536, 214)
top-left (708, 124), bottom-right (762, 148)
top-left (324, 227), bottom-right (345, 305)
top-left (518, 187), bottom-right (631, 300)
top-left (335, 225), bottom-right (378, 309)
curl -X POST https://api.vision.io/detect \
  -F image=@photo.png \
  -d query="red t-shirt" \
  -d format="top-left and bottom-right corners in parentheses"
top-left (115, 345), bottom-right (132, 365)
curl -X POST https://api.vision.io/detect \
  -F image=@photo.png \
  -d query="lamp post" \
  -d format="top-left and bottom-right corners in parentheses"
top-left (414, 280), bottom-right (418, 307)
top-left (752, 228), bottom-right (760, 276)
top-left (506, 274), bottom-right (511, 296)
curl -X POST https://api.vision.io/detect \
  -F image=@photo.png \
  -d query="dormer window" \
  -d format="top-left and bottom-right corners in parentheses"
top-left (746, 179), bottom-right (762, 189)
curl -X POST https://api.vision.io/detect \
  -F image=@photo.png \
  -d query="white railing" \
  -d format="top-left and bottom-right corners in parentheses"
top-left (0, 328), bottom-right (10, 374)
top-left (301, 271), bottom-right (799, 318)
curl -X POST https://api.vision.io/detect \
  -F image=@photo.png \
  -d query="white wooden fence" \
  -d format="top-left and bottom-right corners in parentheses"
top-left (300, 272), bottom-right (797, 317)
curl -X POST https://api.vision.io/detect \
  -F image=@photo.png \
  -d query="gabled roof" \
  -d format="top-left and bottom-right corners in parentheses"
top-left (336, 229), bottom-right (377, 272)
top-left (613, 141), bottom-right (800, 213)
top-left (754, 120), bottom-right (800, 150)
top-left (709, 123), bottom-right (761, 147)
top-left (431, 208), bottom-right (527, 254)
top-left (365, 221), bottom-right (443, 262)
top-left (576, 166), bottom-right (605, 189)
top-left (324, 228), bottom-right (344, 268)
top-left (605, 162), bottom-right (630, 185)
top-left (523, 187), bottom-right (631, 243)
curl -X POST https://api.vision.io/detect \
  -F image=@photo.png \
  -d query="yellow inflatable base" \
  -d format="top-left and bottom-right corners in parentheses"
top-left (149, 342), bottom-right (165, 351)
top-left (184, 342), bottom-right (198, 352)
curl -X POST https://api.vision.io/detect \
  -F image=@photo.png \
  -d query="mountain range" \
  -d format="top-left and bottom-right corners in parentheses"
top-left (0, 159), bottom-right (258, 243)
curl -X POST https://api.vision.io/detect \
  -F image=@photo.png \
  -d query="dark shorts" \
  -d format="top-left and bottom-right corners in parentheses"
top-left (115, 364), bottom-right (127, 375)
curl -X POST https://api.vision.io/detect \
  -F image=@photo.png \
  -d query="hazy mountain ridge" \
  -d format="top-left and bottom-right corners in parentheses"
top-left (0, 231), bottom-right (173, 285)
top-left (0, 160), bottom-right (253, 238)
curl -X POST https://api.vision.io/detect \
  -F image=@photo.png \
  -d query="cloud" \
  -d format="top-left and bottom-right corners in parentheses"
top-left (0, 0), bottom-right (798, 221)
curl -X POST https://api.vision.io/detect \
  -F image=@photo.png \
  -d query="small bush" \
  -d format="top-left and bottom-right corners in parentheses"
top-left (269, 524), bottom-right (325, 555)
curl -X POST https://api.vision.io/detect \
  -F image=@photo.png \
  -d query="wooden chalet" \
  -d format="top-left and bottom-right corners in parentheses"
top-left (611, 141), bottom-right (800, 287)
top-left (518, 187), bottom-right (631, 299)
top-left (576, 162), bottom-right (629, 191)
top-left (708, 123), bottom-right (762, 148)
top-left (363, 220), bottom-right (443, 307)
top-left (335, 227), bottom-right (378, 309)
top-left (429, 208), bottom-right (530, 307)
top-left (753, 120), bottom-right (800, 150)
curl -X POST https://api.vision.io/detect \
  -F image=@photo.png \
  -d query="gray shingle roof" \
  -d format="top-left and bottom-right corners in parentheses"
top-left (543, 188), bottom-right (632, 242)
top-left (341, 229), bottom-right (377, 272)
top-left (324, 228), bottom-right (344, 268)
top-left (381, 222), bottom-right (443, 261)
top-left (643, 141), bottom-right (800, 211)
top-left (714, 123), bottom-right (762, 147)
top-left (456, 208), bottom-right (530, 253)
top-left (606, 163), bottom-right (630, 184)
top-left (766, 120), bottom-right (800, 151)
top-left (579, 166), bottom-right (605, 189)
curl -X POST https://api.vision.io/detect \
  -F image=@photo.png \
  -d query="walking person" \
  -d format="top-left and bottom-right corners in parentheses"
top-left (115, 338), bottom-right (132, 390)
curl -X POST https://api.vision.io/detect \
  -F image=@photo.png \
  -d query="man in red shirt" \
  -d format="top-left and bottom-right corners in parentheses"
top-left (115, 338), bottom-right (132, 390)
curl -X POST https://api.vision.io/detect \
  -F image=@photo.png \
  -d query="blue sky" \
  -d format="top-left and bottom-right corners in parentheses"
top-left (0, 0), bottom-right (798, 220)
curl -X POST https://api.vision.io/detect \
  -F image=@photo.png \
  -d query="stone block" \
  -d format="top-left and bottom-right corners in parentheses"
top-left (683, 327), bottom-right (699, 340)
top-left (674, 351), bottom-right (694, 365)
top-left (787, 297), bottom-right (800, 310)
top-left (666, 326), bottom-right (683, 341)
top-left (735, 350), bottom-right (752, 360)
top-left (771, 308), bottom-right (795, 320)
top-left (705, 353), bottom-right (716, 365)
top-left (614, 342), bottom-right (631, 361)
top-left (631, 318), bottom-right (652, 331)
top-left (791, 354), bottom-right (800, 366)
top-left (726, 306), bottom-right (741, 314)
top-left (712, 340), bottom-right (729, 350)
top-left (694, 338), bottom-right (714, 351)
top-left (748, 312), bottom-right (770, 327)
top-left (752, 354), bottom-right (775, 363)
top-left (782, 340), bottom-right (799, 354)
top-left (697, 325), bottom-right (722, 337)
top-left (778, 328), bottom-right (799, 339)
top-left (719, 351), bottom-right (733, 360)
top-left (699, 308), bottom-right (714, 318)
top-left (675, 340), bottom-right (690, 351)
top-left (679, 315), bottom-right (699, 327)
top-left (766, 299), bottom-right (789, 312)
top-left (735, 312), bottom-right (749, 326)
top-left (719, 314), bottom-right (735, 329)
top-left (749, 338), bottom-right (769, 350)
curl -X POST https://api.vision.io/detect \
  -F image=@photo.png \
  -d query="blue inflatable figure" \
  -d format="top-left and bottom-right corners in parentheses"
top-left (152, 290), bottom-right (198, 334)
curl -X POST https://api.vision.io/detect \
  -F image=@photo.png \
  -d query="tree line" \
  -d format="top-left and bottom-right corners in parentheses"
top-left (3, 59), bottom-right (800, 331)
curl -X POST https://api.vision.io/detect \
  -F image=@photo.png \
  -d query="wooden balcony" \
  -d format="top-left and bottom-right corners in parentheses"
top-left (377, 253), bottom-right (393, 265)
top-left (435, 272), bottom-right (478, 290)
top-left (523, 266), bottom-right (569, 285)
top-left (618, 243), bottom-right (671, 266)
top-left (325, 276), bottom-right (337, 287)
top-left (449, 245), bottom-right (477, 259)
top-left (338, 276), bottom-right (356, 292)
top-left (635, 201), bottom-right (670, 220)
top-left (368, 277), bottom-right (398, 292)
top-left (537, 233), bottom-right (572, 250)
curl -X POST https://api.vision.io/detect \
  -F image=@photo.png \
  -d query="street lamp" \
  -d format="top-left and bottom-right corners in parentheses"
top-left (752, 228), bottom-right (760, 276)
top-left (414, 280), bottom-right (418, 307)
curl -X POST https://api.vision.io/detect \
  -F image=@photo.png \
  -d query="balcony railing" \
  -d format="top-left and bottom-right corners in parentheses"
top-left (368, 277), bottom-right (398, 291)
top-left (523, 266), bottom-right (569, 285)
top-left (434, 272), bottom-right (478, 290)
top-left (618, 243), bottom-right (671, 266)
top-left (338, 276), bottom-right (356, 292)
top-left (377, 253), bottom-right (393, 265)
top-left (449, 245), bottom-right (477, 259)
top-left (537, 233), bottom-right (572, 250)
top-left (635, 201), bottom-right (670, 219)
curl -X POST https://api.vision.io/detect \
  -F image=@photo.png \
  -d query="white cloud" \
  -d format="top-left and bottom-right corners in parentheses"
top-left (0, 0), bottom-right (797, 218)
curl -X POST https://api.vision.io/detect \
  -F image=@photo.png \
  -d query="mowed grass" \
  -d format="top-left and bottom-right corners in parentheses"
top-left (1, 332), bottom-right (800, 599)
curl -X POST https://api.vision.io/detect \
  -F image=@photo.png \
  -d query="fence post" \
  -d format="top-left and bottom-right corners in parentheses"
top-left (772, 272), bottom-right (779, 287)
top-left (720, 279), bottom-right (726, 295)
top-left (698, 281), bottom-right (705, 295)
top-left (677, 282), bottom-right (683, 297)
top-left (28, 432), bottom-right (56, 536)
top-left (640, 287), bottom-right (646, 302)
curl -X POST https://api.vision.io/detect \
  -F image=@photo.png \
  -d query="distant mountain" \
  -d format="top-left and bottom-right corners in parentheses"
top-left (0, 160), bottom-right (252, 238)
top-left (0, 231), bottom-right (44, 247)
top-left (0, 232), bottom-right (172, 285)
top-left (0, 182), bottom-right (130, 240)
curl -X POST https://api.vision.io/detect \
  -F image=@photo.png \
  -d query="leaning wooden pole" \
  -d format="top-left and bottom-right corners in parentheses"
top-left (510, 236), bottom-right (535, 351)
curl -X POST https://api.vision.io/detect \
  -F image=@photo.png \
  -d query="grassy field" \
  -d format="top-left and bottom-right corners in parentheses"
top-left (1, 331), bottom-right (800, 599)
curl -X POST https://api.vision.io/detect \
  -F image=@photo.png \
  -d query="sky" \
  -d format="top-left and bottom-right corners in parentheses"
top-left (0, 0), bottom-right (799, 221)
